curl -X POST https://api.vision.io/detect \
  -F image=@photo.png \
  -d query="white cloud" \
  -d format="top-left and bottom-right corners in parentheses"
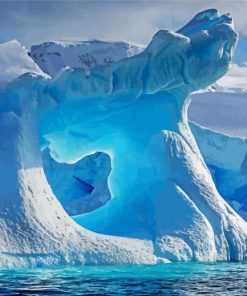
top-left (217, 63), bottom-right (247, 90)
top-left (1, 1), bottom-right (247, 48)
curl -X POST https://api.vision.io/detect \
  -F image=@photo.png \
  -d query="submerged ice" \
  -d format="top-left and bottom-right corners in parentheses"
top-left (0, 9), bottom-right (247, 267)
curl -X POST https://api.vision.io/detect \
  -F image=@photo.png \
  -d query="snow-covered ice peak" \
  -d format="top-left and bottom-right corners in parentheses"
top-left (30, 39), bottom-right (144, 77)
top-left (0, 9), bottom-right (246, 267)
top-left (0, 40), bottom-right (48, 88)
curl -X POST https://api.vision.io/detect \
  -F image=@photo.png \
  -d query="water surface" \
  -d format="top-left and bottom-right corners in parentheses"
top-left (1, 262), bottom-right (247, 295)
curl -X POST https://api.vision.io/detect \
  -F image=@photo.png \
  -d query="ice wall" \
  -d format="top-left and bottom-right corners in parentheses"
top-left (191, 122), bottom-right (247, 221)
top-left (0, 9), bottom-right (246, 267)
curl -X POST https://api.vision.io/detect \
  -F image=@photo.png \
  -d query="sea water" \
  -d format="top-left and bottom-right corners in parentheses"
top-left (0, 262), bottom-right (247, 295)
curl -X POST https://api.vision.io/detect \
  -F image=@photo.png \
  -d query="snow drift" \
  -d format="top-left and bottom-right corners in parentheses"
top-left (0, 9), bottom-right (247, 268)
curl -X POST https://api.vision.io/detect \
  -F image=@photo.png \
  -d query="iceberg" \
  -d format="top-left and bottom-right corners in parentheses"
top-left (0, 9), bottom-right (246, 267)
top-left (191, 122), bottom-right (247, 221)
top-left (0, 40), bottom-right (48, 88)
top-left (30, 40), bottom-right (144, 77)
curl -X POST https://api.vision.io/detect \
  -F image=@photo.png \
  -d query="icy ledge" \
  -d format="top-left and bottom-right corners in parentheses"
top-left (0, 9), bottom-right (246, 268)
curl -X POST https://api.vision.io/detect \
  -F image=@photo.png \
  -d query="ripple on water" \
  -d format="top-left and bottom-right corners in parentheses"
top-left (0, 262), bottom-right (247, 295)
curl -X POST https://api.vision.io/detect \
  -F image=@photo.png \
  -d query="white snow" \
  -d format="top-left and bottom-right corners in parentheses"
top-left (0, 40), bottom-right (48, 88)
top-left (30, 40), bottom-right (144, 77)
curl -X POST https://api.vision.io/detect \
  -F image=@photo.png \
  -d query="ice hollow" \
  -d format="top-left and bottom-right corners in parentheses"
top-left (0, 9), bottom-right (246, 267)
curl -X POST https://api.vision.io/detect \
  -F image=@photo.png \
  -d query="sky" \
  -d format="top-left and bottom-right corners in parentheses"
top-left (0, 1), bottom-right (246, 45)
top-left (0, 0), bottom-right (247, 64)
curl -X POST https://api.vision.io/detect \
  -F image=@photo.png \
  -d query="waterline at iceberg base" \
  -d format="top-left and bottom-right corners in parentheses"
top-left (0, 9), bottom-right (246, 268)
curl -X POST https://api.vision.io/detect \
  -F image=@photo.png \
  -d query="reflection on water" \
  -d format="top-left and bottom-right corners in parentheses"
top-left (0, 262), bottom-right (247, 295)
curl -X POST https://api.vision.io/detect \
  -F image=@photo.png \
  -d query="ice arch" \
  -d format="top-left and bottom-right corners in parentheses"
top-left (0, 9), bottom-right (246, 267)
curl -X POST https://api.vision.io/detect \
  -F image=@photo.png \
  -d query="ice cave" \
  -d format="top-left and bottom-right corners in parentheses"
top-left (0, 9), bottom-right (247, 268)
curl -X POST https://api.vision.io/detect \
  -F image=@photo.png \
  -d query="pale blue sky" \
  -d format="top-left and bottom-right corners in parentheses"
top-left (0, 1), bottom-right (247, 63)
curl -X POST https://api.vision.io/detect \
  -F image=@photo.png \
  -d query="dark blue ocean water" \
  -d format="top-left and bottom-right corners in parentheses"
top-left (0, 262), bottom-right (247, 295)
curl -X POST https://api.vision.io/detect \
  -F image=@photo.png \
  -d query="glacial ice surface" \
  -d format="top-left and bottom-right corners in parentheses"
top-left (191, 122), bottom-right (247, 221)
top-left (0, 9), bottom-right (247, 267)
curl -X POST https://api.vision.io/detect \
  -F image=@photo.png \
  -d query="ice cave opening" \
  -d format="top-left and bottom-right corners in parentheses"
top-left (42, 150), bottom-right (112, 216)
